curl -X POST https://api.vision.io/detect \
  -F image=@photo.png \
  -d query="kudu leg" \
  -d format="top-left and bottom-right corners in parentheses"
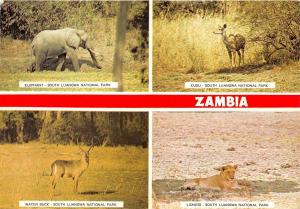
top-left (232, 52), bottom-right (237, 68)
top-left (227, 50), bottom-right (233, 68)
top-left (237, 50), bottom-right (241, 67)
top-left (241, 48), bottom-right (245, 65)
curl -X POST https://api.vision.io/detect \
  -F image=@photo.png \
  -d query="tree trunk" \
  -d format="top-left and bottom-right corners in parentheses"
top-left (113, 2), bottom-right (129, 92)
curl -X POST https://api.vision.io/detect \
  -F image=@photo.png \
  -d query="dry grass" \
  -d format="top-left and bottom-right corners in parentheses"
top-left (153, 15), bottom-right (300, 92)
top-left (0, 142), bottom-right (148, 209)
top-left (0, 18), bottom-right (147, 92)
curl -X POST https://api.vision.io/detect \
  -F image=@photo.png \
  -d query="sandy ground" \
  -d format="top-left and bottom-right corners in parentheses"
top-left (153, 112), bottom-right (300, 209)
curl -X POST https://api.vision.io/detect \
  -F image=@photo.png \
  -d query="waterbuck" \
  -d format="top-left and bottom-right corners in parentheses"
top-left (50, 141), bottom-right (94, 193)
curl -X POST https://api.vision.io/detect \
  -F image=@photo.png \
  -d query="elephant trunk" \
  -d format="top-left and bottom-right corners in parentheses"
top-left (88, 48), bottom-right (102, 69)
top-left (85, 40), bottom-right (102, 69)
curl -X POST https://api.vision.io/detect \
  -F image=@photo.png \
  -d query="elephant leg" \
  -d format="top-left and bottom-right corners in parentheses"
top-left (56, 53), bottom-right (66, 71)
top-left (35, 54), bottom-right (46, 72)
top-left (87, 49), bottom-right (102, 69)
top-left (66, 47), bottom-right (80, 72)
top-left (27, 60), bottom-right (36, 72)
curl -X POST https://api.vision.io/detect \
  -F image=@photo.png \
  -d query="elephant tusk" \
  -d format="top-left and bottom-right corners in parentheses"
top-left (88, 48), bottom-right (98, 54)
top-left (89, 49), bottom-right (102, 56)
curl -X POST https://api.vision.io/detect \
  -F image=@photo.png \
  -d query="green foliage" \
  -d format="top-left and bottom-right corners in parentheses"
top-left (238, 1), bottom-right (300, 62)
top-left (0, 1), bottom-right (148, 40)
top-left (0, 111), bottom-right (39, 143)
top-left (154, 1), bottom-right (228, 19)
top-left (154, 1), bottom-right (300, 65)
top-left (0, 111), bottom-right (148, 146)
top-left (0, 1), bottom-right (149, 63)
top-left (1, 1), bottom-right (68, 39)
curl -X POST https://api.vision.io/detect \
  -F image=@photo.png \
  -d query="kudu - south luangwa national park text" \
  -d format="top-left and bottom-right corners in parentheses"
top-left (153, 1), bottom-right (300, 92)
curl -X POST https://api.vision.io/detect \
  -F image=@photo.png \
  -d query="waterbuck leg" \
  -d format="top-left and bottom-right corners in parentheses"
top-left (74, 177), bottom-right (79, 193)
top-left (52, 175), bottom-right (59, 190)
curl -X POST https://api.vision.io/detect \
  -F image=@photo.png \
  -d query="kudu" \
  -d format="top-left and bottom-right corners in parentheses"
top-left (50, 140), bottom-right (94, 193)
top-left (214, 24), bottom-right (246, 68)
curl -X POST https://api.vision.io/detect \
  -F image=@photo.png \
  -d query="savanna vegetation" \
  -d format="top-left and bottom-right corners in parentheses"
top-left (0, 1), bottom-right (148, 91)
top-left (153, 1), bottom-right (300, 92)
top-left (0, 111), bottom-right (148, 146)
top-left (0, 143), bottom-right (148, 209)
top-left (0, 111), bottom-right (148, 209)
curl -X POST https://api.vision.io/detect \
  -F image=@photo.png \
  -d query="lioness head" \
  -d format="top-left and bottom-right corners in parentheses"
top-left (220, 165), bottom-right (237, 181)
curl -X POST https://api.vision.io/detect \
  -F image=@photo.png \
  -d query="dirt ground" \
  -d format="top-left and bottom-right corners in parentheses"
top-left (0, 19), bottom-right (147, 92)
top-left (153, 112), bottom-right (300, 209)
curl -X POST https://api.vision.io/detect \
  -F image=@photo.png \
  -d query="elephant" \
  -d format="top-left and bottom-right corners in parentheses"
top-left (28, 28), bottom-right (102, 72)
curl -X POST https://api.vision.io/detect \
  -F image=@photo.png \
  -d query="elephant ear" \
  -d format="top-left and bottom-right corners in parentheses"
top-left (66, 32), bottom-right (81, 49)
top-left (76, 30), bottom-right (88, 42)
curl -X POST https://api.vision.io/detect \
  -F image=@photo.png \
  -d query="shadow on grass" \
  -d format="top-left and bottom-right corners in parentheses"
top-left (38, 58), bottom-right (98, 71)
top-left (211, 63), bottom-right (274, 75)
top-left (79, 190), bottom-right (116, 195)
top-left (153, 179), bottom-right (300, 201)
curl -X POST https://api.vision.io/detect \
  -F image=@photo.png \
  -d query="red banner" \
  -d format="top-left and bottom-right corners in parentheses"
top-left (0, 94), bottom-right (299, 108)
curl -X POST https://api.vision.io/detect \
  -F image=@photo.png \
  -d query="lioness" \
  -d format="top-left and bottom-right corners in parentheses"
top-left (182, 165), bottom-right (245, 192)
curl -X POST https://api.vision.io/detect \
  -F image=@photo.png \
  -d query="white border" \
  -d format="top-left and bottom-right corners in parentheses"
top-left (0, 108), bottom-right (299, 112)
top-left (1, 1), bottom-right (299, 209)
top-left (148, 111), bottom-right (153, 209)
top-left (0, 91), bottom-right (299, 95)
top-left (148, 0), bottom-right (153, 92)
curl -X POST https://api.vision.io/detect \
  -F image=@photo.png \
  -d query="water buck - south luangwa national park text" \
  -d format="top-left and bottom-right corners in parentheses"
top-left (50, 140), bottom-right (94, 194)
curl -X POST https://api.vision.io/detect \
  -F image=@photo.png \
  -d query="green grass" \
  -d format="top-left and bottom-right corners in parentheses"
top-left (0, 142), bottom-right (148, 209)
top-left (0, 17), bottom-right (148, 92)
top-left (0, 71), bottom-right (146, 92)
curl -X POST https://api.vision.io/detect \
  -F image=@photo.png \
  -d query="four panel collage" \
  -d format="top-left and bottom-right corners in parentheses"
top-left (0, 1), bottom-right (299, 209)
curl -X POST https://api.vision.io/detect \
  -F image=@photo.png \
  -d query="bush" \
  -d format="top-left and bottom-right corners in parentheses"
top-left (0, 2), bottom-right (68, 39)
top-left (239, 1), bottom-right (300, 62)
top-left (0, 1), bottom-right (149, 61)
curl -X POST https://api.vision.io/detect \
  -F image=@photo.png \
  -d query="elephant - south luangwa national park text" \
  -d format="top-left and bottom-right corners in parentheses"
top-left (28, 28), bottom-right (102, 72)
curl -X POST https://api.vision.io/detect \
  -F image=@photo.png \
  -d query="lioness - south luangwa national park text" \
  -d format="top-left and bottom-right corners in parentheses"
top-left (153, 112), bottom-right (300, 209)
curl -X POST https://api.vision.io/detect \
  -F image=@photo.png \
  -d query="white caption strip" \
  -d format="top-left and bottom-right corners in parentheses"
top-left (19, 81), bottom-right (118, 89)
top-left (185, 82), bottom-right (275, 89)
top-left (19, 201), bottom-right (124, 208)
top-left (180, 201), bottom-right (275, 208)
